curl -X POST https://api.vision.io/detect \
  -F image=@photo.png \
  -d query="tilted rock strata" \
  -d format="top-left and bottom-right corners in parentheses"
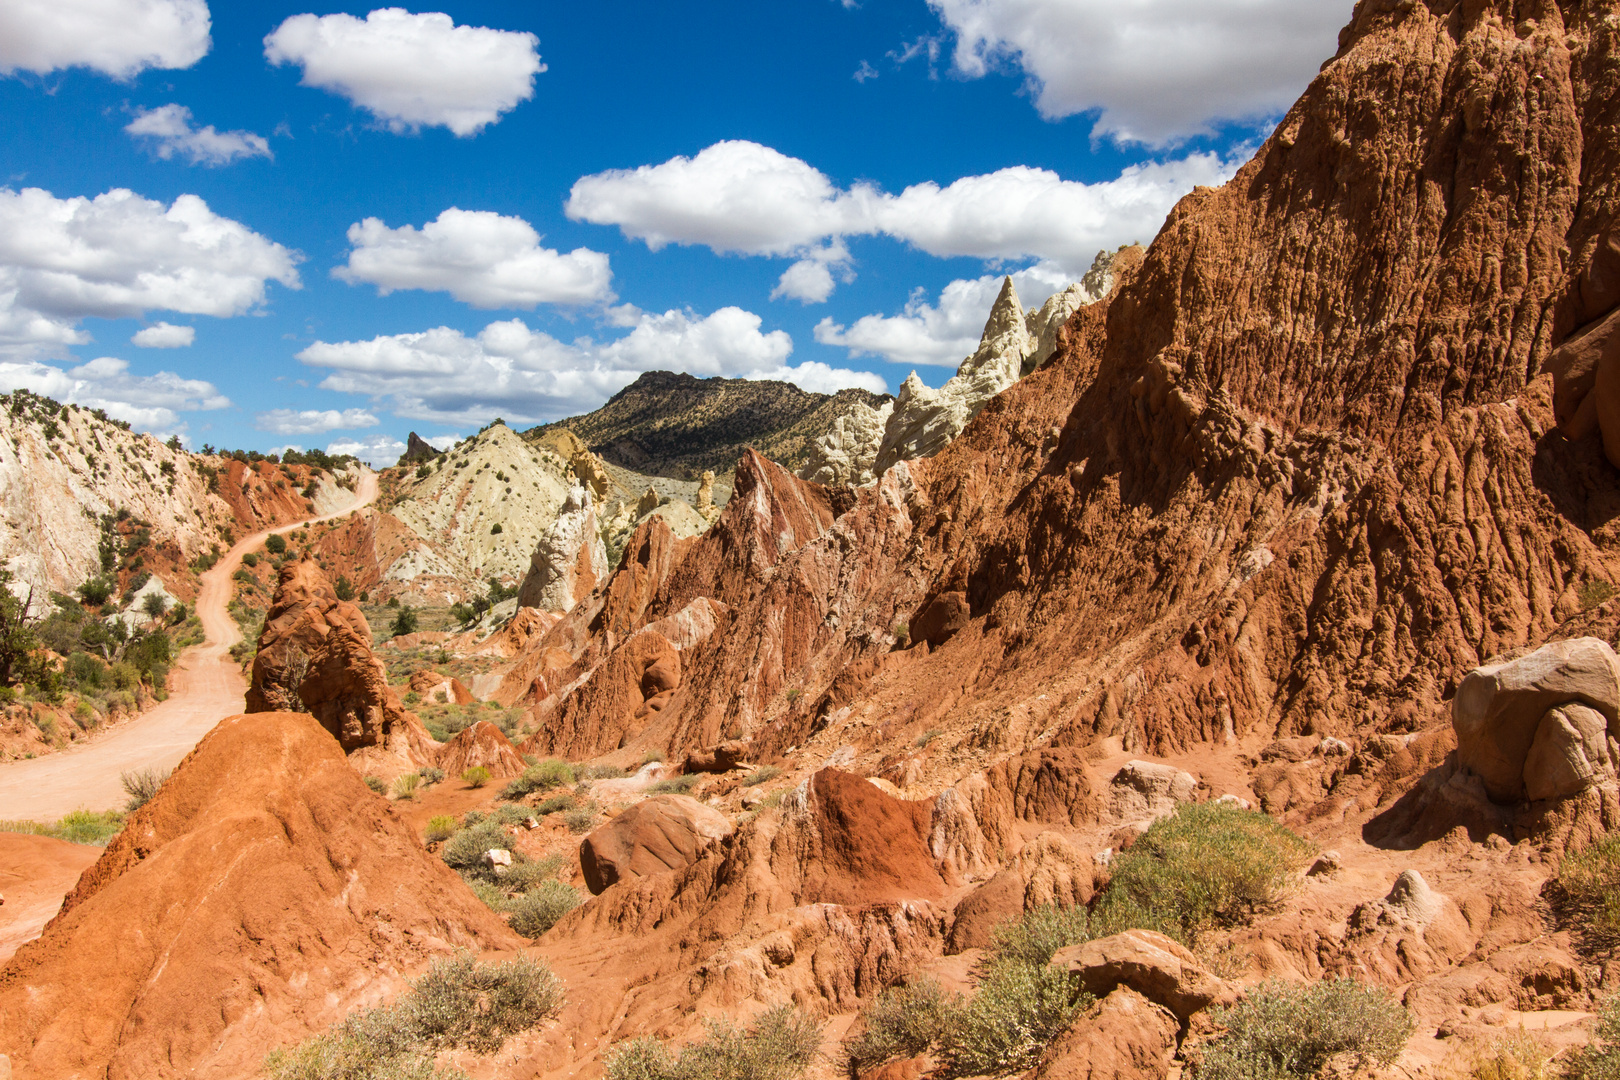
top-left (516, 485), bottom-right (610, 614)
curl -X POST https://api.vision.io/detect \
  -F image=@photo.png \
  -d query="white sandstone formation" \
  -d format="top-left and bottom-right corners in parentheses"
top-left (516, 485), bottom-right (611, 614)
top-left (799, 396), bottom-right (895, 488)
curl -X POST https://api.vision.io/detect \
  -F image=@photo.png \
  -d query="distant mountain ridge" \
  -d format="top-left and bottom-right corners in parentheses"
top-left (524, 371), bottom-right (894, 481)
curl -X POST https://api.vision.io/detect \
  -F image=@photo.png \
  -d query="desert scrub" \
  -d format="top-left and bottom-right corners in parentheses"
top-left (1565, 994), bottom-right (1620, 1079)
top-left (990, 903), bottom-right (1091, 966)
top-left (500, 758), bottom-right (575, 800)
top-left (0, 808), bottom-right (125, 846)
top-left (265, 952), bottom-right (562, 1080)
top-left (1193, 979), bottom-right (1412, 1080)
top-left (364, 775), bottom-right (387, 795)
top-left (1553, 834), bottom-right (1620, 949)
top-left (563, 803), bottom-right (601, 833)
top-left (604, 1004), bottom-right (821, 1080)
top-left (648, 774), bottom-right (699, 795)
top-left (843, 980), bottom-right (954, 1075)
top-left (391, 773), bottom-right (422, 800)
top-left (534, 793), bottom-right (576, 815)
top-left (1094, 801), bottom-right (1313, 943)
top-left (1459, 1030), bottom-right (1554, 1080)
top-left (423, 815), bottom-right (457, 843)
top-left (505, 880), bottom-right (583, 938)
top-left (460, 766), bottom-right (490, 789)
top-left (742, 765), bottom-right (781, 787)
top-left (440, 820), bottom-right (510, 880)
top-left (120, 765), bottom-right (169, 811)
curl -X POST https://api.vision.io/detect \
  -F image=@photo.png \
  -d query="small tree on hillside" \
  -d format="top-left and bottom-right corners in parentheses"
top-left (0, 570), bottom-right (42, 688)
top-left (391, 606), bottom-right (419, 638)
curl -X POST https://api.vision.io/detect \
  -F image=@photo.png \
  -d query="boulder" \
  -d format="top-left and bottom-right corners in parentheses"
top-left (483, 849), bottom-right (512, 872)
top-left (436, 721), bottom-right (526, 780)
top-left (1026, 987), bottom-right (1179, 1080)
top-left (1052, 930), bottom-right (1236, 1022)
top-left (1453, 637), bottom-right (1620, 802)
top-left (684, 739), bottom-right (750, 774)
top-left (1578, 224), bottom-right (1620, 327)
top-left (579, 795), bottom-right (734, 895)
top-left (1106, 761), bottom-right (1197, 821)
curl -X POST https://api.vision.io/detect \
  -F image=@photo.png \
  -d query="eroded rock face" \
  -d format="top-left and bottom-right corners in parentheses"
top-left (1107, 761), bottom-right (1197, 822)
top-left (0, 710), bottom-right (517, 1079)
top-left (436, 721), bottom-right (526, 780)
top-left (516, 484), bottom-right (610, 614)
top-left (1453, 638), bottom-right (1620, 803)
top-left (1027, 987), bottom-right (1178, 1080)
top-left (579, 794), bottom-right (734, 895)
top-left (246, 560), bottom-right (437, 772)
top-left (799, 395), bottom-right (895, 488)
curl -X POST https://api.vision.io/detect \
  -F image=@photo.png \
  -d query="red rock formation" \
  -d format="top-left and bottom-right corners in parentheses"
top-left (246, 560), bottom-right (438, 774)
top-left (435, 720), bottom-right (526, 780)
top-left (0, 710), bottom-right (517, 1079)
top-left (578, 794), bottom-right (734, 894)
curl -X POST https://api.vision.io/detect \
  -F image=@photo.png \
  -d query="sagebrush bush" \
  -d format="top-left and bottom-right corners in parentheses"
top-left (364, 775), bottom-right (387, 795)
top-left (1554, 835), bottom-right (1620, 949)
top-left (265, 952), bottom-right (562, 1079)
top-left (1565, 995), bottom-right (1620, 1080)
top-left (500, 759), bottom-right (574, 800)
top-left (1194, 979), bottom-right (1412, 1080)
top-left (938, 958), bottom-right (1087, 1077)
top-left (505, 880), bottom-right (582, 938)
top-left (563, 804), bottom-right (600, 833)
top-left (461, 766), bottom-right (490, 789)
top-left (742, 766), bottom-right (780, 787)
top-left (991, 904), bottom-right (1091, 967)
top-left (1095, 801), bottom-right (1313, 943)
top-left (648, 774), bottom-right (698, 795)
top-left (423, 815), bottom-right (457, 843)
top-left (605, 1005), bottom-right (821, 1080)
top-left (535, 793), bottom-right (575, 815)
top-left (441, 820), bottom-right (508, 880)
top-left (843, 979), bottom-right (953, 1074)
top-left (120, 765), bottom-right (169, 811)
top-left (500, 854), bottom-right (566, 892)
top-left (404, 953), bottom-right (563, 1054)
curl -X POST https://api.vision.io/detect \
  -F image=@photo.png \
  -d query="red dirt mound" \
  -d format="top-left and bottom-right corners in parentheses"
top-left (0, 834), bottom-right (98, 965)
top-left (436, 720), bottom-right (526, 779)
top-left (0, 709), bottom-right (519, 1080)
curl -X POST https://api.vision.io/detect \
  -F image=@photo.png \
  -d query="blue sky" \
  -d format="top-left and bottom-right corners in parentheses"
top-left (0, 0), bottom-right (1352, 465)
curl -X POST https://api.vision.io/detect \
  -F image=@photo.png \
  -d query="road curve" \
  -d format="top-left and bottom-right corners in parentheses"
top-left (0, 468), bottom-right (379, 820)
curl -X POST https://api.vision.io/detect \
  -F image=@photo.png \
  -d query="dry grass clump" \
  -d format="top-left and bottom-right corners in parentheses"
top-left (1553, 836), bottom-right (1620, 950)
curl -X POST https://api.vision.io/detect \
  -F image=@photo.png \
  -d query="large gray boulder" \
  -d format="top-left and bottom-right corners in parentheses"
top-left (1453, 637), bottom-right (1620, 803)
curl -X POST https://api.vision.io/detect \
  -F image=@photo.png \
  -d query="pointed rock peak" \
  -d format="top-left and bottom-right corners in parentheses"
top-left (981, 276), bottom-right (1026, 345)
top-left (398, 432), bottom-right (441, 464)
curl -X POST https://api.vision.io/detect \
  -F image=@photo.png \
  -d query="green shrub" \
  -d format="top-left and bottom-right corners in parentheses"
top-left (844, 980), bottom-right (953, 1074)
top-left (120, 765), bottom-right (169, 811)
top-left (1565, 995), bottom-right (1620, 1080)
top-left (391, 607), bottom-right (418, 638)
top-left (364, 775), bottom-right (387, 795)
top-left (265, 533), bottom-right (286, 555)
top-left (506, 880), bottom-right (583, 938)
top-left (1194, 979), bottom-right (1412, 1080)
top-left (424, 815), bottom-right (457, 843)
top-left (500, 854), bottom-right (566, 892)
top-left (563, 805), bottom-right (599, 834)
top-left (648, 774), bottom-right (698, 795)
top-left (1094, 801), bottom-right (1313, 943)
top-left (0, 808), bottom-right (125, 846)
top-left (392, 773), bottom-right (421, 800)
top-left (605, 1005), bottom-right (821, 1080)
top-left (938, 956), bottom-right (1087, 1076)
top-left (990, 903), bottom-right (1091, 967)
top-left (1554, 835), bottom-right (1620, 949)
top-left (265, 952), bottom-right (562, 1079)
top-left (500, 758), bottom-right (575, 800)
top-left (418, 766), bottom-right (445, 785)
top-left (404, 953), bottom-right (563, 1054)
top-left (441, 820), bottom-right (508, 880)
top-left (335, 576), bottom-right (355, 601)
top-left (535, 794), bottom-right (575, 815)
top-left (241, 552), bottom-right (259, 568)
top-left (461, 766), bottom-right (490, 788)
top-left (742, 766), bottom-right (780, 787)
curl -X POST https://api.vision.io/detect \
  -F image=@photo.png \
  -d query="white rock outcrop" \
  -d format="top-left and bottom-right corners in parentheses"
top-left (799, 396), bottom-right (895, 488)
top-left (516, 485), bottom-right (610, 614)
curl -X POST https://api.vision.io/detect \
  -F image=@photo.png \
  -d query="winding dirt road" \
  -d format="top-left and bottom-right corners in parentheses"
top-left (0, 468), bottom-right (378, 820)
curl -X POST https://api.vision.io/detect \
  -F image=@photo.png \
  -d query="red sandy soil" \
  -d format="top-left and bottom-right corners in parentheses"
top-left (0, 834), bottom-right (98, 965)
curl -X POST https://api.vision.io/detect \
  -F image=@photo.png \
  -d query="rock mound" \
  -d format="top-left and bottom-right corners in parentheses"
top-left (579, 794), bottom-right (734, 895)
top-left (0, 709), bottom-right (517, 1079)
top-left (1453, 637), bottom-right (1620, 803)
top-left (436, 720), bottom-right (526, 780)
top-left (246, 559), bottom-right (438, 774)
top-left (1053, 929), bottom-right (1235, 1023)
top-left (516, 484), bottom-right (610, 614)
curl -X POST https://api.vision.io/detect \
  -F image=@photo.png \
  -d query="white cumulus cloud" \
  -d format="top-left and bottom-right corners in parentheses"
top-left (264, 8), bottom-right (544, 137)
top-left (297, 307), bottom-right (886, 425)
top-left (336, 208), bottom-right (613, 308)
top-left (0, 186), bottom-right (301, 358)
top-left (325, 433), bottom-right (407, 469)
top-left (568, 139), bottom-right (1238, 277)
top-left (131, 321), bottom-right (194, 348)
top-left (0, 0), bottom-right (210, 79)
top-left (927, 0), bottom-right (1351, 145)
top-left (255, 407), bottom-right (380, 435)
top-left (125, 104), bottom-right (272, 166)
top-left (773, 260), bottom-right (836, 304)
top-left (0, 355), bottom-right (227, 434)
top-left (816, 263), bottom-right (1075, 368)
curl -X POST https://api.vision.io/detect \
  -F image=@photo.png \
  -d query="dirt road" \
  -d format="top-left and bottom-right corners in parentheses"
top-left (0, 468), bottom-right (378, 820)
